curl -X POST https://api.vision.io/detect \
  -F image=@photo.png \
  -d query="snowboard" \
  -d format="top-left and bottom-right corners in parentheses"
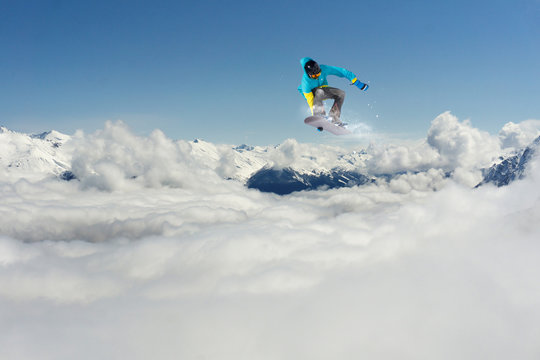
top-left (304, 115), bottom-right (351, 135)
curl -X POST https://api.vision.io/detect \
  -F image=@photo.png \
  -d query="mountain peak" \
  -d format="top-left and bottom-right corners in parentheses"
top-left (31, 130), bottom-right (70, 143)
top-left (0, 126), bottom-right (13, 134)
top-left (0, 127), bottom-right (71, 180)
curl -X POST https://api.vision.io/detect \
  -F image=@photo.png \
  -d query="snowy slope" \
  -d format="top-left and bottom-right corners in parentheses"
top-left (188, 139), bottom-right (270, 182)
top-left (0, 127), bottom-right (72, 181)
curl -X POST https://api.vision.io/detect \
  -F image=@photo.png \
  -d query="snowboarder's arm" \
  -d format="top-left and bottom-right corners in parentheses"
top-left (322, 65), bottom-right (369, 91)
top-left (322, 65), bottom-right (357, 82)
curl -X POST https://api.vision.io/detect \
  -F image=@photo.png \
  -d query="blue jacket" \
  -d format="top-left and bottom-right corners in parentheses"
top-left (298, 57), bottom-right (358, 113)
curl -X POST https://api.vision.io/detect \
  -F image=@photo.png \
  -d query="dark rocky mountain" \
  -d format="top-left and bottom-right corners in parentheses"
top-left (477, 136), bottom-right (540, 187)
top-left (246, 167), bottom-right (374, 195)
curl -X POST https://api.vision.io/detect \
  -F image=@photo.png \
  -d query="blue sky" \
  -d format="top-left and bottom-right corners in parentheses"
top-left (1, 0), bottom-right (539, 145)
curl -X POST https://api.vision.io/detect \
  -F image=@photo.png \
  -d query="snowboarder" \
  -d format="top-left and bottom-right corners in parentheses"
top-left (298, 57), bottom-right (368, 126)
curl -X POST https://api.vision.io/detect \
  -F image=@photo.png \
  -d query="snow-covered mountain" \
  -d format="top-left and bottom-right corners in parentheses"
top-left (0, 127), bottom-right (265, 183)
top-left (1, 124), bottom-right (539, 194)
top-left (0, 126), bottom-right (72, 181)
top-left (188, 139), bottom-right (270, 182)
top-left (0, 126), bottom-right (371, 192)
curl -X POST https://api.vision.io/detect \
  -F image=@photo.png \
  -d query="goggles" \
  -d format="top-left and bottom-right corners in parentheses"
top-left (310, 72), bottom-right (321, 79)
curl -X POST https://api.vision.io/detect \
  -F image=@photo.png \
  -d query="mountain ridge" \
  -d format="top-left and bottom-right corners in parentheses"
top-left (1, 126), bottom-right (539, 194)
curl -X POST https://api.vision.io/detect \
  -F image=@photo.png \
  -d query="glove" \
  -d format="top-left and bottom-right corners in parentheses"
top-left (352, 79), bottom-right (369, 91)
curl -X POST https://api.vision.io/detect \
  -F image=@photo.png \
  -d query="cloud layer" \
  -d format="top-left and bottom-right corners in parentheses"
top-left (1, 114), bottom-right (540, 359)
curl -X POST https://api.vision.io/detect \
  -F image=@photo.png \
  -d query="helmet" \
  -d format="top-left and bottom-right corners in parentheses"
top-left (304, 60), bottom-right (321, 79)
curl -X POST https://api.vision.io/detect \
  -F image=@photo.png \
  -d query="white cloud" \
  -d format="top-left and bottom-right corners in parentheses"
top-left (1, 115), bottom-right (540, 359)
top-left (499, 119), bottom-right (540, 150)
top-left (69, 121), bottom-right (224, 191)
top-left (366, 139), bottom-right (441, 174)
top-left (364, 112), bottom-right (505, 187)
top-left (426, 111), bottom-right (502, 169)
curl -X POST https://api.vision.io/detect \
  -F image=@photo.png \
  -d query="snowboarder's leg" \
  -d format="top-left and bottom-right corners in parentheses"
top-left (312, 87), bottom-right (327, 116)
top-left (327, 87), bottom-right (345, 124)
